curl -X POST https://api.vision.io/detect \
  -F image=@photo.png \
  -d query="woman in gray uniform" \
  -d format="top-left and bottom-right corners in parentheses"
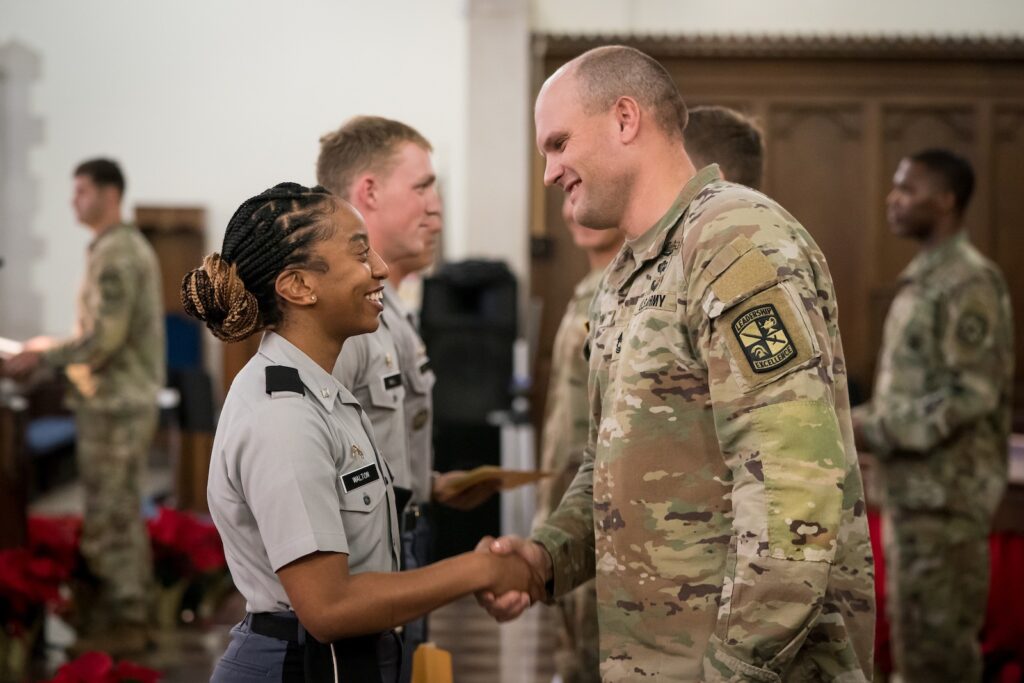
top-left (181, 183), bottom-right (534, 683)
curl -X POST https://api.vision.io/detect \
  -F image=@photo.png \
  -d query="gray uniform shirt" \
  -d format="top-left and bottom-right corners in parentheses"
top-left (209, 332), bottom-right (400, 614)
top-left (384, 285), bottom-right (437, 504)
top-left (334, 307), bottom-right (411, 494)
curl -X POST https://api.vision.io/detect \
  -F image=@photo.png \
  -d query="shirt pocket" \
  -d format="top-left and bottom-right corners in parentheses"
top-left (366, 371), bottom-right (405, 411)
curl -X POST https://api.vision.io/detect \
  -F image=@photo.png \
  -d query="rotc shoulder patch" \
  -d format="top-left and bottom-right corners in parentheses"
top-left (720, 283), bottom-right (819, 390)
top-left (732, 303), bottom-right (796, 373)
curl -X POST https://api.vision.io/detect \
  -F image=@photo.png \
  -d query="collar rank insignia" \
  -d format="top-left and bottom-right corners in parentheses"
top-left (732, 303), bottom-right (796, 373)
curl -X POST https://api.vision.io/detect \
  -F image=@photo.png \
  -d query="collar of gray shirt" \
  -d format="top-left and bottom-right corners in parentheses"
top-left (383, 282), bottom-right (417, 328)
top-left (257, 331), bottom-right (362, 411)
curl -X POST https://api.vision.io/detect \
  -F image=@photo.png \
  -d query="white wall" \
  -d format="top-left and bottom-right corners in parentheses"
top-left (530, 0), bottom-right (1024, 37)
top-left (0, 0), bottom-right (469, 338)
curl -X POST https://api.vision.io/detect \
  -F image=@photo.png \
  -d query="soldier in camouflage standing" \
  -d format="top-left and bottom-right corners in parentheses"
top-left (533, 196), bottom-right (623, 683)
top-left (852, 149), bottom-right (1014, 683)
top-left (476, 45), bottom-right (875, 681)
top-left (5, 159), bottom-right (164, 653)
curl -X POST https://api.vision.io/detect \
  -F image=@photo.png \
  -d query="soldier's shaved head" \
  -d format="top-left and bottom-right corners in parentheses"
top-left (567, 45), bottom-right (688, 141)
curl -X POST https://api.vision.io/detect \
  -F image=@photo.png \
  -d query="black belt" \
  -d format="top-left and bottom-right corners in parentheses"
top-left (248, 612), bottom-right (392, 683)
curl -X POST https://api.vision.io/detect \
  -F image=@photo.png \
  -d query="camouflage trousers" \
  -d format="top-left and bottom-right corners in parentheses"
top-left (884, 509), bottom-right (989, 683)
top-left (553, 577), bottom-right (600, 683)
top-left (75, 406), bottom-right (157, 628)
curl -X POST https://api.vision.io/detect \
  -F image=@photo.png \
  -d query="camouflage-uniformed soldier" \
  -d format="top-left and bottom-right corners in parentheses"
top-left (852, 149), bottom-right (1014, 683)
top-left (533, 196), bottom-right (623, 683)
top-left (5, 159), bottom-right (164, 650)
top-left (478, 46), bottom-right (874, 682)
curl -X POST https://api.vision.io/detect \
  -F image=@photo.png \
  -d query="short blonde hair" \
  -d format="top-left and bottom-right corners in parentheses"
top-left (316, 116), bottom-right (431, 199)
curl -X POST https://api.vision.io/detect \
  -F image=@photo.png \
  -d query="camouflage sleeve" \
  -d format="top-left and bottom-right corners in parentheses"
top-left (532, 312), bottom-right (599, 597)
top-left (564, 313), bottom-right (592, 478)
top-left (532, 444), bottom-right (597, 598)
top-left (44, 259), bottom-right (137, 370)
top-left (856, 279), bottom-right (1005, 456)
top-left (690, 228), bottom-right (848, 680)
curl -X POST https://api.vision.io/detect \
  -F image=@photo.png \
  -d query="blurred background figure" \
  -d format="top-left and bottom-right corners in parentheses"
top-left (3, 158), bottom-right (165, 655)
top-left (684, 105), bottom-right (764, 190)
top-left (853, 149), bottom-right (1014, 683)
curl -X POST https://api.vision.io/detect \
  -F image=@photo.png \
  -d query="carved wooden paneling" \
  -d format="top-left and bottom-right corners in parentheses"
top-left (537, 34), bottom-right (1024, 62)
top-left (992, 105), bottom-right (1024, 404)
top-left (766, 104), bottom-right (870, 389)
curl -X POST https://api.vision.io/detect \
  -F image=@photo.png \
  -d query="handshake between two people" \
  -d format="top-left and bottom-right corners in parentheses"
top-left (472, 535), bottom-right (553, 623)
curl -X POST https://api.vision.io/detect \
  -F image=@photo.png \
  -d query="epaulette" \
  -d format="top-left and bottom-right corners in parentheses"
top-left (265, 366), bottom-right (304, 396)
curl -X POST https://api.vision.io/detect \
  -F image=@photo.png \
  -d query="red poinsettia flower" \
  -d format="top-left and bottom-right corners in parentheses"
top-left (111, 660), bottom-right (163, 683)
top-left (147, 507), bottom-right (225, 576)
top-left (41, 651), bottom-right (162, 683)
top-left (44, 650), bottom-right (112, 682)
top-left (28, 515), bottom-right (83, 578)
top-left (0, 548), bottom-right (67, 618)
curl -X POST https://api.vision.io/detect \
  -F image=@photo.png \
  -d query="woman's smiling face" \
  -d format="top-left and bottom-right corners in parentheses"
top-left (305, 199), bottom-right (390, 340)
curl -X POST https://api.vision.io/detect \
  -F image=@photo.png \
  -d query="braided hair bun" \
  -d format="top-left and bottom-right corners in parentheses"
top-left (180, 182), bottom-right (337, 343)
top-left (181, 253), bottom-right (260, 342)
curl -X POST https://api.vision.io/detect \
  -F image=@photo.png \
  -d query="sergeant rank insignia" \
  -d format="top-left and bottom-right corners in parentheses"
top-left (732, 303), bottom-right (796, 373)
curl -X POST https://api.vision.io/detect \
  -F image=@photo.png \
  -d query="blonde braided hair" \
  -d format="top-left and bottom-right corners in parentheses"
top-left (181, 253), bottom-right (259, 342)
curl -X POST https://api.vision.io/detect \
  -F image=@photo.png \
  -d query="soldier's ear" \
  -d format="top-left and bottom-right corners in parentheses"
top-left (613, 95), bottom-right (641, 144)
top-left (351, 174), bottom-right (379, 212)
top-left (275, 269), bottom-right (315, 308)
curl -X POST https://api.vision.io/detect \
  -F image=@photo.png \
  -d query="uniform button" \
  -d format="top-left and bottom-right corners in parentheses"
top-left (363, 494), bottom-right (371, 505)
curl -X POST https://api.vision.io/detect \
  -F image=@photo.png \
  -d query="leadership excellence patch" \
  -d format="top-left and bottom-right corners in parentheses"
top-left (732, 303), bottom-right (797, 373)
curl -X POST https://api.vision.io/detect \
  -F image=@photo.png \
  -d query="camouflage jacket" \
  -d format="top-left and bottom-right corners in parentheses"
top-left (852, 232), bottom-right (1013, 528)
top-left (534, 268), bottom-right (604, 528)
top-left (44, 223), bottom-right (165, 412)
top-left (533, 166), bottom-right (875, 682)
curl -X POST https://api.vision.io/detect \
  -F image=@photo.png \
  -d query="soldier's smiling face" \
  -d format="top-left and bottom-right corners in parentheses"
top-left (536, 69), bottom-right (630, 231)
top-left (886, 159), bottom-right (947, 240)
